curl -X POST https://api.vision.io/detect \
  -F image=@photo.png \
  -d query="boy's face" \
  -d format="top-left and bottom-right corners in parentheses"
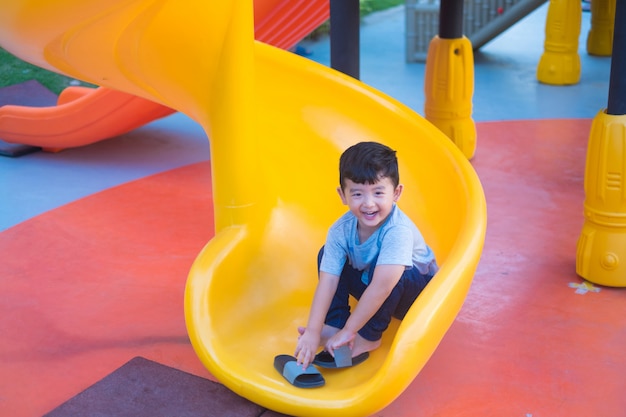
top-left (337, 176), bottom-right (403, 237)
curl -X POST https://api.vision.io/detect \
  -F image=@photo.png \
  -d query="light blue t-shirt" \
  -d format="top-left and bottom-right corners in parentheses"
top-left (320, 204), bottom-right (438, 284)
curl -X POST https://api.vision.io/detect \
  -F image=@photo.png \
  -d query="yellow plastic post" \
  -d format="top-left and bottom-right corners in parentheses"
top-left (586, 0), bottom-right (615, 56)
top-left (576, 111), bottom-right (626, 286)
top-left (424, 36), bottom-right (476, 160)
top-left (208, 1), bottom-right (266, 232)
top-left (537, 0), bottom-right (582, 85)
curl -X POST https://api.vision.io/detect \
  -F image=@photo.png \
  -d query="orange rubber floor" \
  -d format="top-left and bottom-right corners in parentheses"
top-left (3, 117), bottom-right (625, 416)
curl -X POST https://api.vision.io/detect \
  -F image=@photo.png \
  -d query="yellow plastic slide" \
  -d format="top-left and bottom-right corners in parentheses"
top-left (0, 2), bottom-right (486, 416)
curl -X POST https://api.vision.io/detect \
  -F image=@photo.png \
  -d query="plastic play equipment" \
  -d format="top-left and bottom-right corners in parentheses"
top-left (534, 0), bottom-right (626, 286)
top-left (0, 0), bottom-right (329, 150)
top-left (0, 86), bottom-right (175, 150)
top-left (0, 1), bottom-right (486, 416)
top-left (537, 0), bottom-right (582, 85)
top-left (576, 0), bottom-right (626, 287)
top-left (424, 0), bottom-right (476, 160)
top-left (537, 0), bottom-right (616, 85)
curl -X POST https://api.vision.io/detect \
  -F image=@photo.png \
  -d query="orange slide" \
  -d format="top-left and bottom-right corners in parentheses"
top-left (0, 0), bottom-right (329, 150)
top-left (0, 86), bottom-right (176, 151)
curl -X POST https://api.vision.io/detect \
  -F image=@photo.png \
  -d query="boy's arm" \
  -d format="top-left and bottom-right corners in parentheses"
top-left (325, 264), bottom-right (405, 353)
top-left (295, 271), bottom-right (339, 368)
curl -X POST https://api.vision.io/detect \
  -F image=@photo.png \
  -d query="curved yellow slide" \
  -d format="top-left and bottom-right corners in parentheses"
top-left (0, 2), bottom-right (486, 416)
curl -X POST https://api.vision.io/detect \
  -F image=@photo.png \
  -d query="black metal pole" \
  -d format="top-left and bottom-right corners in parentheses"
top-left (330, 0), bottom-right (360, 79)
top-left (439, 0), bottom-right (464, 39)
top-left (607, 0), bottom-right (626, 115)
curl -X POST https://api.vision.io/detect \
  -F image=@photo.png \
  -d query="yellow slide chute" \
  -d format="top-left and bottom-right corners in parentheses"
top-left (0, 2), bottom-right (486, 416)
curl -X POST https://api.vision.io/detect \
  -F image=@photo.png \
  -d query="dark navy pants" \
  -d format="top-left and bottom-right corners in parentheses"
top-left (317, 247), bottom-right (433, 342)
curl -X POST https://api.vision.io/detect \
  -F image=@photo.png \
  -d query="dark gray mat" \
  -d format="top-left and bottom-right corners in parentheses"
top-left (43, 357), bottom-right (288, 417)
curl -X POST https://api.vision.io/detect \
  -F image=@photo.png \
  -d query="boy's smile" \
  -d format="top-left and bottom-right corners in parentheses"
top-left (338, 177), bottom-right (403, 242)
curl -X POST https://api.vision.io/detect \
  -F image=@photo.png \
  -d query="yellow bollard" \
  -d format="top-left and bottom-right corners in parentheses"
top-left (576, 111), bottom-right (626, 287)
top-left (587, 0), bottom-right (616, 56)
top-left (537, 0), bottom-right (582, 85)
top-left (424, 35), bottom-right (476, 160)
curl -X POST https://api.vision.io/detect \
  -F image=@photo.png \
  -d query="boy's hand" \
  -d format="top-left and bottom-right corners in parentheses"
top-left (325, 328), bottom-right (356, 354)
top-left (295, 328), bottom-right (320, 369)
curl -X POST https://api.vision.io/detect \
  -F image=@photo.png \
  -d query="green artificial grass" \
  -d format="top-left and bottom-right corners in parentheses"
top-left (0, 0), bottom-right (404, 93)
top-left (360, 0), bottom-right (404, 15)
top-left (0, 47), bottom-right (94, 94)
top-left (307, 0), bottom-right (404, 39)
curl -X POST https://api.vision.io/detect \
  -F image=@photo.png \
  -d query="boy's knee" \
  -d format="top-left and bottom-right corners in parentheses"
top-left (357, 326), bottom-right (384, 342)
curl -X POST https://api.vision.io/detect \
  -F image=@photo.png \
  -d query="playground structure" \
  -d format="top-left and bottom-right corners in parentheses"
top-left (406, 0), bottom-right (548, 62)
top-left (407, 0), bottom-right (615, 71)
top-left (418, 0), bottom-right (626, 286)
top-left (0, 1), bottom-right (486, 416)
top-left (537, 0), bottom-right (616, 85)
top-left (0, 0), bottom-right (618, 160)
top-left (1, 0), bottom-right (624, 412)
top-left (554, 0), bottom-right (626, 287)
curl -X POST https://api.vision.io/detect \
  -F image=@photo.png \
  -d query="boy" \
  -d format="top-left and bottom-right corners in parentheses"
top-left (295, 141), bottom-right (438, 369)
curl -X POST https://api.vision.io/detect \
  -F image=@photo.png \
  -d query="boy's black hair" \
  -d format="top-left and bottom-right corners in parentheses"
top-left (339, 141), bottom-right (399, 189)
